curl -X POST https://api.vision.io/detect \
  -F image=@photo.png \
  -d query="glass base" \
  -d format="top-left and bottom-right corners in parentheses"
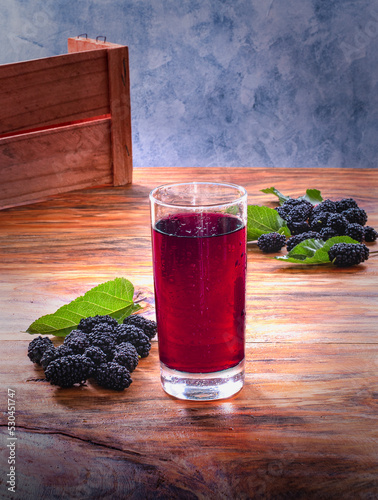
top-left (160, 359), bottom-right (245, 401)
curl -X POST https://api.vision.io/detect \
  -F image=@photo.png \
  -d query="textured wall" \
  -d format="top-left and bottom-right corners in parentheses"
top-left (1, 0), bottom-right (377, 168)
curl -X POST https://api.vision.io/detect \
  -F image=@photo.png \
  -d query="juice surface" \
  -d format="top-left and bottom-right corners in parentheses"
top-left (152, 212), bottom-right (246, 373)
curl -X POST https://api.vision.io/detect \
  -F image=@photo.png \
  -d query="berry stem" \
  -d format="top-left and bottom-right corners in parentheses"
top-left (134, 296), bottom-right (146, 304)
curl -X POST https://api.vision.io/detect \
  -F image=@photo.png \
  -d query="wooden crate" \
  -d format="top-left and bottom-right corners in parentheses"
top-left (0, 37), bottom-right (133, 209)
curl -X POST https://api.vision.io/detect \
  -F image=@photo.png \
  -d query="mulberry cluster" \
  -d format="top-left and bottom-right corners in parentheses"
top-left (257, 232), bottom-right (286, 253)
top-left (27, 336), bottom-right (54, 364)
top-left (40, 345), bottom-right (74, 370)
top-left (27, 314), bottom-right (157, 391)
top-left (255, 195), bottom-right (377, 266)
top-left (306, 199), bottom-right (371, 241)
top-left (123, 315), bottom-right (157, 340)
top-left (113, 343), bottom-right (139, 372)
top-left (115, 324), bottom-right (151, 357)
top-left (78, 314), bottom-right (119, 333)
top-left (276, 199), bottom-right (313, 235)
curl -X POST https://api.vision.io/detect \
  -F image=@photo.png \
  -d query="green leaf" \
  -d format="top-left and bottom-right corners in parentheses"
top-left (27, 278), bottom-right (141, 337)
top-left (260, 187), bottom-right (290, 205)
top-left (299, 189), bottom-right (323, 205)
top-left (275, 236), bottom-right (359, 265)
top-left (261, 187), bottom-right (323, 206)
top-left (276, 238), bottom-right (329, 264)
top-left (247, 205), bottom-right (291, 241)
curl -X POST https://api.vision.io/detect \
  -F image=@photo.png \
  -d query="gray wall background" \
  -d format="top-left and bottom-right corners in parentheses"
top-left (1, 0), bottom-right (377, 168)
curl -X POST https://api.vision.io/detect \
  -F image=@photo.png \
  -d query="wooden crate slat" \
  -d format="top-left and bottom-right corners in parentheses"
top-left (0, 118), bottom-right (113, 209)
top-left (0, 50), bottom-right (110, 135)
top-left (107, 46), bottom-right (133, 185)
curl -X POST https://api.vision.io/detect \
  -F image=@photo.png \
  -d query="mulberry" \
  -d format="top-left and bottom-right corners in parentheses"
top-left (342, 207), bottom-right (368, 226)
top-left (63, 329), bottom-right (90, 354)
top-left (336, 198), bottom-right (359, 213)
top-left (95, 362), bottom-right (132, 391)
top-left (114, 324), bottom-right (151, 358)
top-left (286, 231), bottom-right (321, 252)
top-left (328, 243), bottom-right (369, 267)
top-left (345, 223), bottom-right (364, 242)
top-left (45, 354), bottom-right (92, 388)
top-left (319, 227), bottom-right (338, 241)
top-left (312, 199), bottom-right (337, 215)
top-left (257, 232), bottom-right (286, 253)
top-left (326, 214), bottom-right (349, 235)
top-left (83, 346), bottom-right (107, 367)
top-left (275, 199), bottom-right (301, 218)
top-left (288, 204), bottom-right (313, 222)
top-left (27, 336), bottom-right (54, 364)
top-left (78, 315), bottom-right (118, 334)
top-left (87, 328), bottom-right (116, 358)
top-left (364, 226), bottom-right (378, 242)
top-left (309, 211), bottom-right (332, 231)
top-left (285, 218), bottom-right (310, 235)
top-left (276, 199), bottom-right (312, 221)
top-left (40, 345), bottom-right (74, 370)
top-left (123, 315), bottom-right (157, 340)
top-left (112, 342), bottom-right (139, 372)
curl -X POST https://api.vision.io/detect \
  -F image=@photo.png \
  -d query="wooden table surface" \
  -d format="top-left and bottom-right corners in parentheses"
top-left (1, 167), bottom-right (377, 500)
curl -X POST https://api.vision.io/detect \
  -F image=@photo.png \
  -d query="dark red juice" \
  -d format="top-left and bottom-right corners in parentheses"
top-left (152, 212), bottom-right (246, 373)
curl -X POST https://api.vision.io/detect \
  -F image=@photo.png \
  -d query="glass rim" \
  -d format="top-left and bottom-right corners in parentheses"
top-left (149, 181), bottom-right (247, 209)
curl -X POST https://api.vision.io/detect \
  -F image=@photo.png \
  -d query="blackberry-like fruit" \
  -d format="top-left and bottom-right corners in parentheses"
top-left (257, 232), bottom-right (286, 253)
top-left (309, 211), bottom-right (332, 231)
top-left (123, 315), bottom-right (157, 340)
top-left (312, 199), bottom-right (337, 215)
top-left (326, 213), bottom-right (349, 235)
top-left (275, 198), bottom-right (301, 217)
top-left (285, 218), bottom-right (310, 235)
top-left (288, 203), bottom-right (313, 222)
top-left (328, 243), bottom-right (369, 267)
top-left (342, 207), bottom-right (368, 226)
top-left (276, 199), bottom-right (312, 221)
top-left (286, 231), bottom-right (321, 252)
top-left (78, 315), bottom-right (118, 334)
top-left (345, 223), bottom-right (364, 242)
top-left (45, 354), bottom-right (92, 388)
top-left (364, 226), bottom-right (378, 242)
top-left (112, 342), bottom-right (139, 372)
top-left (319, 227), bottom-right (338, 241)
top-left (87, 328), bottom-right (116, 358)
top-left (275, 206), bottom-right (288, 220)
top-left (336, 198), bottom-right (359, 213)
top-left (83, 346), bottom-right (107, 367)
top-left (95, 362), bottom-right (132, 391)
top-left (114, 324), bottom-right (151, 358)
top-left (63, 329), bottom-right (90, 354)
top-left (27, 336), bottom-right (54, 364)
top-left (40, 345), bottom-right (74, 370)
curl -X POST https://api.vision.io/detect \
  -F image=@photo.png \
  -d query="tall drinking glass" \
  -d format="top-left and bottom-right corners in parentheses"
top-left (150, 182), bottom-right (247, 401)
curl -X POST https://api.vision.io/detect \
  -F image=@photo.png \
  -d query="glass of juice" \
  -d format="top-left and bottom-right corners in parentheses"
top-left (150, 182), bottom-right (247, 401)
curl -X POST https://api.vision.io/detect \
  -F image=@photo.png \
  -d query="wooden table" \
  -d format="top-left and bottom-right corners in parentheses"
top-left (1, 167), bottom-right (377, 500)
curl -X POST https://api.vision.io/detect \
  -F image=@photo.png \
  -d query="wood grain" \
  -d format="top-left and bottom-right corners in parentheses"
top-left (0, 118), bottom-right (113, 209)
top-left (0, 50), bottom-right (110, 135)
top-left (0, 168), bottom-right (377, 499)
